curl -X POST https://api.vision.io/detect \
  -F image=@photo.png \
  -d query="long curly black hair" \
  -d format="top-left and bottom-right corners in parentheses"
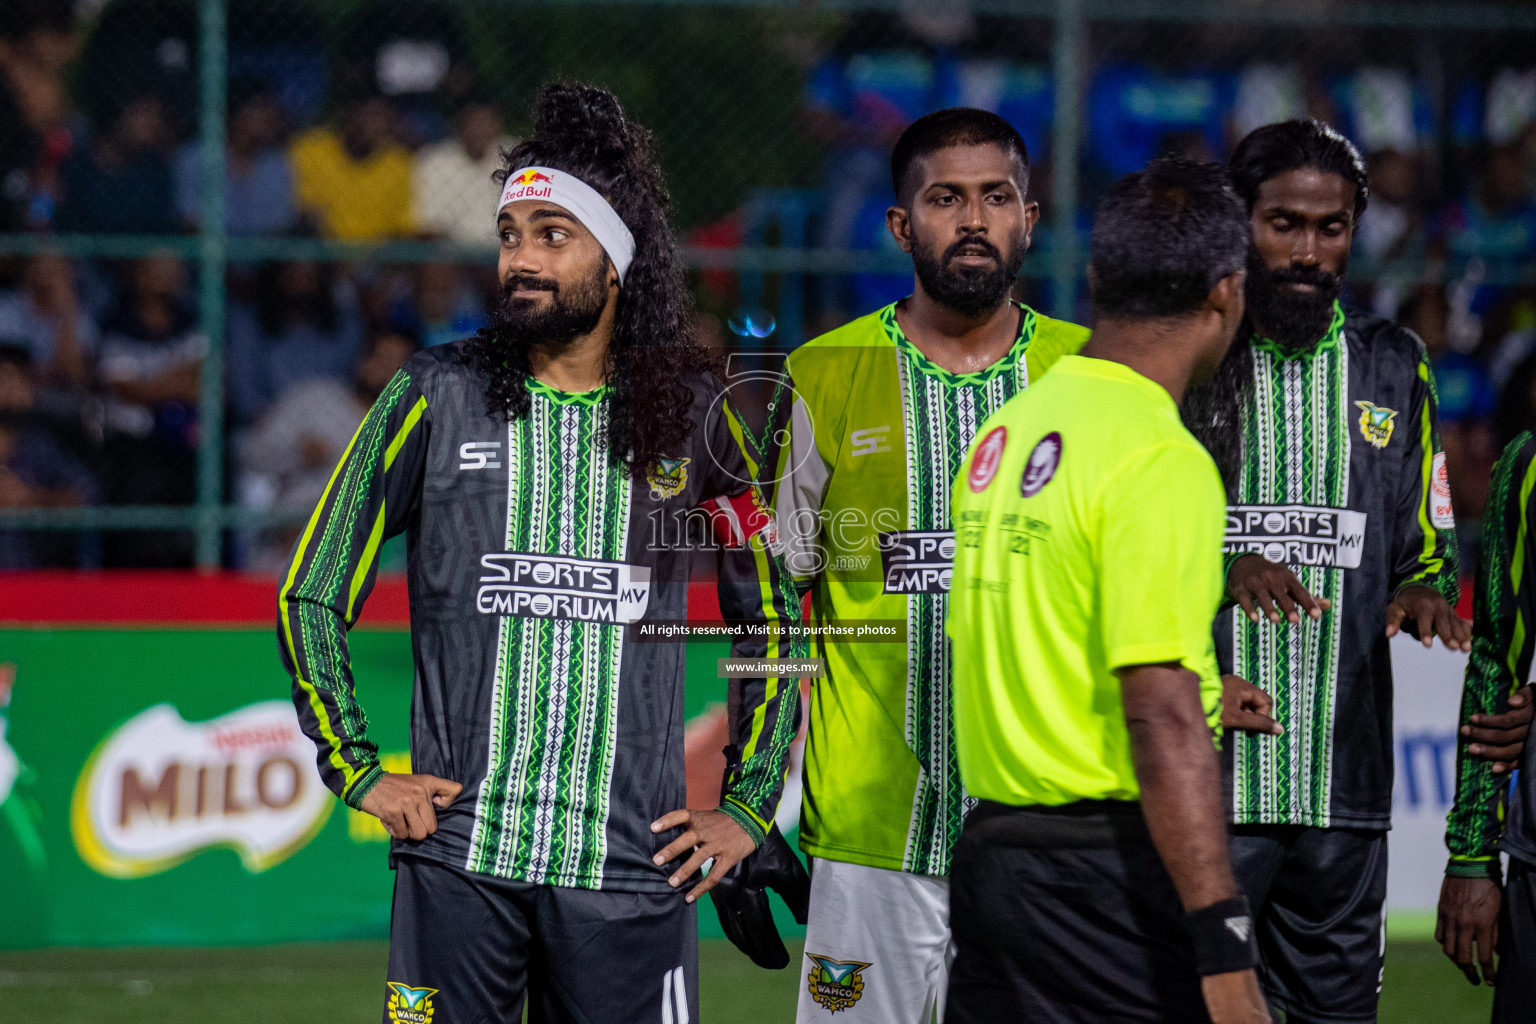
top-left (466, 82), bottom-right (715, 474)
top-left (1180, 339), bottom-right (1251, 499)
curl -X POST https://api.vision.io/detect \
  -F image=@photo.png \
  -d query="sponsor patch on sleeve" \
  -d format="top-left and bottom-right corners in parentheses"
top-left (704, 487), bottom-right (783, 553)
top-left (1431, 451), bottom-right (1455, 530)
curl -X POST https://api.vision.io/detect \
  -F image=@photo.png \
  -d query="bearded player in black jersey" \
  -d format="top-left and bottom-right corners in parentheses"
top-left (1181, 119), bottom-right (1536, 1022)
top-left (280, 83), bottom-right (807, 1024)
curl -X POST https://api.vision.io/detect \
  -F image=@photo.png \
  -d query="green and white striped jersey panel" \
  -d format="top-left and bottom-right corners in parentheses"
top-left (889, 306), bottom-right (1031, 874)
top-left (1230, 314), bottom-right (1351, 827)
top-left (772, 302), bottom-right (1085, 877)
top-left (467, 385), bottom-right (633, 886)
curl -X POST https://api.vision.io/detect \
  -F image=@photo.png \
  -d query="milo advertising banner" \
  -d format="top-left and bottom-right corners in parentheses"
top-left (0, 573), bottom-right (781, 949)
top-left (74, 698), bottom-right (333, 877)
top-left (0, 572), bottom-right (1463, 949)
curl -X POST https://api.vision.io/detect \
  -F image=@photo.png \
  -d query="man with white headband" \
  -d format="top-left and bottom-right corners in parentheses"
top-left (494, 164), bottom-right (637, 282)
top-left (279, 82), bottom-right (804, 1023)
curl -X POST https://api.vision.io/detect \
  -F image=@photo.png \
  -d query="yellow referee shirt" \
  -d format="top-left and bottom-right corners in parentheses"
top-left (948, 354), bottom-right (1226, 807)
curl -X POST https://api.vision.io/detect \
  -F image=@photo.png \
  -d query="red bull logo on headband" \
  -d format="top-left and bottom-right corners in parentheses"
top-left (493, 165), bottom-right (637, 284)
top-left (499, 169), bottom-right (556, 206)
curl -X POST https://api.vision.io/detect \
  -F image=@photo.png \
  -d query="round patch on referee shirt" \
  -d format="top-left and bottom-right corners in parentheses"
top-left (967, 426), bottom-right (1008, 492)
top-left (1019, 432), bottom-right (1062, 497)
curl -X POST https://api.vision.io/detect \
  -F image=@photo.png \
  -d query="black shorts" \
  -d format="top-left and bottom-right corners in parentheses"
top-left (945, 801), bottom-right (1209, 1024)
top-left (1494, 856), bottom-right (1536, 1024)
top-left (1229, 826), bottom-right (1387, 1024)
top-left (383, 854), bottom-right (698, 1024)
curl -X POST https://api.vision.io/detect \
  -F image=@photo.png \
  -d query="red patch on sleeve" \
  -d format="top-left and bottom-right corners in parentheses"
top-left (705, 488), bottom-right (780, 550)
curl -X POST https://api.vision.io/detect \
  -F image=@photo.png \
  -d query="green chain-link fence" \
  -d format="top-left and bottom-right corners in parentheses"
top-left (1, 0), bottom-right (1535, 567)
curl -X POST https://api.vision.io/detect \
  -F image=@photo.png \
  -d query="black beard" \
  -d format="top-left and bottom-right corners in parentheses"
top-left (488, 260), bottom-right (610, 351)
top-left (468, 258), bottom-right (612, 420)
top-left (912, 232), bottom-right (1026, 319)
top-left (1244, 247), bottom-right (1344, 355)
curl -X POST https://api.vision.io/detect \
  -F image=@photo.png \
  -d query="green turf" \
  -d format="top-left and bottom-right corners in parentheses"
top-left (0, 939), bottom-right (1493, 1022)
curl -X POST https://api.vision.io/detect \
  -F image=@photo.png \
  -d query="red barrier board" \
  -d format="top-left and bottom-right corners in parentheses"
top-left (0, 571), bottom-right (1467, 626)
top-left (0, 572), bottom-right (412, 627)
top-left (0, 572), bottom-right (733, 627)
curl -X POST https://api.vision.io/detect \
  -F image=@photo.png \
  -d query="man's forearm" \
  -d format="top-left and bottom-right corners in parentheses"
top-left (715, 539), bottom-right (806, 842)
top-left (1123, 664), bottom-right (1239, 911)
top-left (1446, 652), bottom-right (1509, 877)
top-left (719, 670), bottom-right (800, 845)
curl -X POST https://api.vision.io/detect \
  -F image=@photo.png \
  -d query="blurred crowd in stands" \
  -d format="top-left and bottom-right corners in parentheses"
top-left (0, 0), bottom-right (500, 568)
top-left (1, 0), bottom-right (1535, 572)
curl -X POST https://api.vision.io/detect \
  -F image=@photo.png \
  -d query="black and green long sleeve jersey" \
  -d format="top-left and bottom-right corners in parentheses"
top-left (278, 342), bottom-right (804, 893)
top-left (1445, 432), bottom-right (1536, 879)
top-left (1216, 304), bottom-right (1458, 829)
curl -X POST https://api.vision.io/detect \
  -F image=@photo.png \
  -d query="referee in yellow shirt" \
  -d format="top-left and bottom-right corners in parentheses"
top-left (946, 160), bottom-right (1270, 1024)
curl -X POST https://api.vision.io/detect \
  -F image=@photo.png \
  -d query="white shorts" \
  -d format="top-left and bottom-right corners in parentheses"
top-left (795, 858), bottom-right (953, 1024)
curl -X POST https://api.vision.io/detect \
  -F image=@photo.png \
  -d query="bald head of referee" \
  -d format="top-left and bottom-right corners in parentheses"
top-left (946, 161), bottom-right (1272, 1024)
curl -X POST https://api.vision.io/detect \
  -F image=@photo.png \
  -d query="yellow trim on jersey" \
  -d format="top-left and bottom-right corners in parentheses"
top-left (280, 384), bottom-right (425, 794)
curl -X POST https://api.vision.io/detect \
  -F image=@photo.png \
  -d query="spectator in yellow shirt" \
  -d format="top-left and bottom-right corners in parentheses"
top-left (289, 93), bottom-right (414, 240)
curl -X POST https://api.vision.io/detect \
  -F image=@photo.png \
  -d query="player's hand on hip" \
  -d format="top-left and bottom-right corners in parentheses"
top-left (1220, 675), bottom-right (1283, 736)
top-left (359, 773), bottom-right (463, 841)
top-left (650, 807), bottom-right (758, 903)
top-left (1200, 969), bottom-right (1272, 1023)
top-left (1464, 682), bottom-right (1534, 773)
top-left (1436, 876), bottom-right (1501, 986)
top-left (1385, 584), bottom-right (1471, 651)
top-left (1227, 554), bottom-right (1330, 625)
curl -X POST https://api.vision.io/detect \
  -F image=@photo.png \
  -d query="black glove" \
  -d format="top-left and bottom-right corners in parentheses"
top-left (711, 821), bottom-right (811, 969)
top-left (711, 747), bottom-right (811, 969)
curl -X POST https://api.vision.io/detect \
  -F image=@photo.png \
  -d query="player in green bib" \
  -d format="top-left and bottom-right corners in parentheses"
top-left (757, 108), bottom-right (1087, 1023)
